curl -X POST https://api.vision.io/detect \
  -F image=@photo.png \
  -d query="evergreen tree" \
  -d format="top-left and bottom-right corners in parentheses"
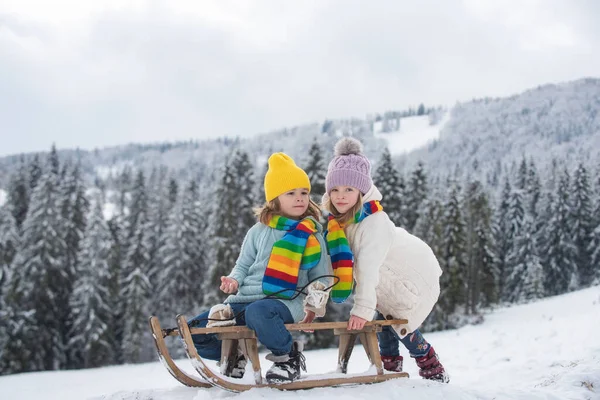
top-left (168, 176), bottom-right (179, 207)
top-left (0, 206), bottom-right (19, 295)
top-left (405, 162), bottom-right (428, 231)
top-left (526, 159), bottom-right (542, 223)
top-left (492, 177), bottom-right (511, 302)
top-left (516, 157), bottom-right (528, 191)
top-left (464, 180), bottom-right (497, 313)
top-left (145, 167), bottom-right (172, 303)
top-left (28, 154), bottom-right (42, 191)
top-left (7, 158), bottom-right (30, 230)
top-left (6, 170), bottom-right (67, 371)
top-left (121, 171), bottom-right (152, 363)
top-left (374, 147), bottom-right (405, 227)
top-left (587, 165), bottom-right (600, 284)
top-left (49, 144), bottom-right (60, 176)
top-left (506, 215), bottom-right (544, 302)
top-left (106, 215), bottom-right (126, 364)
top-left (69, 197), bottom-right (115, 368)
top-left (439, 182), bottom-right (467, 320)
top-left (413, 197), bottom-right (444, 259)
top-left (571, 163), bottom-right (593, 285)
top-left (58, 163), bottom-right (89, 365)
top-left (304, 138), bottom-right (327, 201)
top-left (157, 179), bottom-right (206, 318)
top-left (207, 151), bottom-right (255, 303)
top-left (543, 169), bottom-right (578, 295)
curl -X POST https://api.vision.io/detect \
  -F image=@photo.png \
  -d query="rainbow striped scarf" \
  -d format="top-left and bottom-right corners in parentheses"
top-left (262, 216), bottom-right (322, 299)
top-left (326, 200), bottom-right (383, 303)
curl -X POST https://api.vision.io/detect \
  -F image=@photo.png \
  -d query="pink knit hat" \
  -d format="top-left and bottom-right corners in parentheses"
top-left (326, 137), bottom-right (372, 194)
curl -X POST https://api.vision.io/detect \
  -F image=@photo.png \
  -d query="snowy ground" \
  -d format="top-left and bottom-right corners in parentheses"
top-left (0, 189), bottom-right (6, 207)
top-left (1, 287), bottom-right (599, 400)
top-left (373, 113), bottom-right (450, 155)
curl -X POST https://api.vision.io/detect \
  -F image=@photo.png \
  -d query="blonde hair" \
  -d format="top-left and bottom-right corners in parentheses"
top-left (323, 192), bottom-right (364, 225)
top-left (254, 197), bottom-right (322, 225)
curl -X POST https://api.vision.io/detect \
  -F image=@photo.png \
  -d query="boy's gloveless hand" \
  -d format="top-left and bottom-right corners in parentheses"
top-left (220, 276), bottom-right (239, 294)
top-left (299, 310), bottom-right (316, 332)
top-left (347, 315), bottom-right (367, 331)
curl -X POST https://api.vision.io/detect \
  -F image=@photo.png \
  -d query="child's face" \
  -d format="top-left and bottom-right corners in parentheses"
top-left (330, 186), bottom-right (360, 214)
top-left (277, 188), bottom-right (310, 218)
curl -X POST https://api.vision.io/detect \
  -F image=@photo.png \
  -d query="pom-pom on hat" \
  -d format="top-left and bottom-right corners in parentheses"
top-left (325, 137), bottom-right (372, 194)
top-left (264, 153), bottom-right (311, 202)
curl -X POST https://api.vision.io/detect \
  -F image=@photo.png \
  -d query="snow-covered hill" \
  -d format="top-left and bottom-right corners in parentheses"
top-left (374, 113), bottom-right (450, 155)
top-left (1, 286), bottom-right (598, 400)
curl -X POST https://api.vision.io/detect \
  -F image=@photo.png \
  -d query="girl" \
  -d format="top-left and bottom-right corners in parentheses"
top-left (189, 152), bottom-right (332, 384)
top-left (323, 137), bottom-right (449, 383)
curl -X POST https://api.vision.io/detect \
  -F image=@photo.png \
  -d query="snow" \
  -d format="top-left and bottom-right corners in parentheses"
top-left (0, 189), bottom-right (6, 207)
top-left (374, 113), bottom-right (450, 155)
top-left (1, 287), bottom-right (599, 400)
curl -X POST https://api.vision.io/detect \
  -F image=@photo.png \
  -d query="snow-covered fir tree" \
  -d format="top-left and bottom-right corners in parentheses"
top-left (5, 169), bottom-right (68, 371)
top-left (0, 205), bottom-right (19, 294)
top-left (58, 162), bottom-right (89, 365)
top-left (504, 186), bottom-right (525, 300)
top-left (506, 215), bottom-right (544, 302)
top-left (28, 154), bottom-right (42, 191)
top-left (145, 167), bottom-right (173, 304)
top-left (570, 163), bottom-right (594, 285)
top-left (526, 159), bottom-right (542, 223)
top-left (120, 171), bottom-right (153, 363)
top-left (207, 150), bottom-right (256, 303)
top-left (374, 147), bottom-right (405, 227)
top-left (543, 168), bottom-right (578, 295)
top-left (404, 161), bottom-right (428, 232)
top-left (6, 158), bottom-right (29, 230)
top-left (588, 164), bottom-right (600, 284)
top-left (157, 179), bottom-right (206, 318)
top-left (464, 179), bottom-right (497, 313)
top-left (69, 196), bottom-right (114, 368)
top-left (304, 138), bottom-right (327, 201)
top-left (439, 182), bottom-right (467, 321)
top-left (492, 178), bottom-right (512, 302)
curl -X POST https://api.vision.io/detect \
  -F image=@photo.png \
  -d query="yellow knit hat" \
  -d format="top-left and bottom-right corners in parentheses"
top-left (264, 153), bottom-right (311, 202)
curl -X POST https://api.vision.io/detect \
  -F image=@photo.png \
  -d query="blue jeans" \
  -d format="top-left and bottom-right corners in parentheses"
top-left (376, 313), bottom-right (431, 357)
top-left (188, 299), bottom-right (294, 361)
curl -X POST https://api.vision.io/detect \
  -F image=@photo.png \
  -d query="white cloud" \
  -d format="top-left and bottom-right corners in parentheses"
top-left (0, 0), bottom-right (599, 156)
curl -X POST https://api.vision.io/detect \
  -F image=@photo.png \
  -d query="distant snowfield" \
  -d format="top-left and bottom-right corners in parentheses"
top-left (1, 287), bottom-right (599, 400)
top-left (374, 113), bottom-right (450, 155)
top-left (0, 189), bottom-right (6, 207)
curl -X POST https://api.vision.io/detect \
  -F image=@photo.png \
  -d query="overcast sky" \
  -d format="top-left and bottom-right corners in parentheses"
top-left (1, 0), bottom-right (599, 156)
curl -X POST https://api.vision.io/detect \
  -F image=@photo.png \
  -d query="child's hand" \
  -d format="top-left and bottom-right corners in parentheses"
top-left (220, 276), bottom-right (239, 294)
top-left (300, 310), bottom-right (316, 332)
top-left (347, 315), bottom-right (367, 331)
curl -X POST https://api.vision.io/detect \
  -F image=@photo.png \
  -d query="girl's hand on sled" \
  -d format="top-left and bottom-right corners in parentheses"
top-left (300, 310), bottom-right (316, 332)
top-left (347, 315), bottom-right (367, 331)
top-left (220, 277), bottom-right (239, 294)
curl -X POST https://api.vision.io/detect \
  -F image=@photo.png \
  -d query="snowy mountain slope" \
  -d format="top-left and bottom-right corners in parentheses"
top-left (0, 189), bottom-right (6, 207)
top-left (374, 112), bottom-right (450, 155)
top-left (1, 286), bottom-right (598, 400)
top-left (402, 78), bottom-right (600, 173)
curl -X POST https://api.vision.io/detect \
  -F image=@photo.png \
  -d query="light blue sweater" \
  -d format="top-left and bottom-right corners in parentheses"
top-left (225, 219), bottom-right (332, 322)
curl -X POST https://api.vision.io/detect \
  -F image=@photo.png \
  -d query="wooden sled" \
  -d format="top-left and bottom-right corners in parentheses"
top-left (172, 314), bottom-right (410, 392)
top-left (148, 316), bottom-right (212, 388)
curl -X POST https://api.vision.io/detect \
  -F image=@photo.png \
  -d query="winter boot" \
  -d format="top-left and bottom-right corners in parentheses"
top-left (381, 355), bottom-right (404, 372)
top-left (218, 353), bottom-right (247, 379)
top-left (265, 341), bottom-right (307, 383)
top-left (413, 347), bottom-right (449, 383)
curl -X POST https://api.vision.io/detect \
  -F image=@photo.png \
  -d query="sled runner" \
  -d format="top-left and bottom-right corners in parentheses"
top-left (149, 316), bottom-right (212, 388)
top-left (151, 314), bottom-right (410, 391)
